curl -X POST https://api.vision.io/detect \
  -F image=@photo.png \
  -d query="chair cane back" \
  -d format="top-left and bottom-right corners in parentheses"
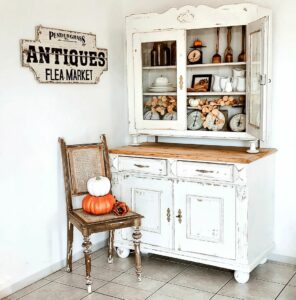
top-left (59, 134), bottom-right (143, 293)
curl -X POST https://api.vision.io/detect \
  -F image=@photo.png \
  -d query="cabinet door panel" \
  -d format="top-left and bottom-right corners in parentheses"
top-left (174, 181), bottom-right (236, 259)
top-left (133, 30), bottom-right (186, 130)
top-left (246, 17), bottom-right (269, 141)
top-left (117, 175), bottom-right (173, 249)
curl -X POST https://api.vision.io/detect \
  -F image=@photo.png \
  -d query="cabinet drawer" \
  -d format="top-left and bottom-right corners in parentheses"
top-left (118, 156), bottom-right (167, 175)
top-left (176, 161), bottom-right (233, 182)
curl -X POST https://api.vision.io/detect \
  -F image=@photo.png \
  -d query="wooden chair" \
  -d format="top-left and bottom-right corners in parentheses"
top-left (59, 135), bottom-right (143, 293)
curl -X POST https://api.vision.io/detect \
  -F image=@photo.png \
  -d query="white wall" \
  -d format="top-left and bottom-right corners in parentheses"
top-left (0, 0), bottom-right (127, 297)
top-left (122, 0), bottom-right (296, 261)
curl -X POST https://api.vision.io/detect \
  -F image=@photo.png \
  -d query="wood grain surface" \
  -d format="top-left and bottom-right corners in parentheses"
top-left (109, 143), bottom-right (277, 164)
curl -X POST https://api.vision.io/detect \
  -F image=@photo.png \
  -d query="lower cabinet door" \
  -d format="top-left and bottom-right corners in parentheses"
top-left (117, 175), bottom-right (173, 249)
top-left (174, 181), bottom-right (236, 259)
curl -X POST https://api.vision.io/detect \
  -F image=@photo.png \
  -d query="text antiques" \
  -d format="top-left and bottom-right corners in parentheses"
top-left (21, 26), bottom-right (108, 83)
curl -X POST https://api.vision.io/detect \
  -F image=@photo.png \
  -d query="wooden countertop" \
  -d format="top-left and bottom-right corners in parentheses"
top-left (109, 143), bottom-right (277, 164)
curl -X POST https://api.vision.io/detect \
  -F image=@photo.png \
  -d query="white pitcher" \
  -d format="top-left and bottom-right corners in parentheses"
top-left (224, 78), bottom-right (233, 93)
top-left (232, 68), bottom-right (245, 91)
top-left (233, 68), bottom-right (245, 78)
top-left (212, 75), bottom-right (222, 92)
top-left (220, 77), bottom-right (229, 92)
top-left (236, 76), bottom-right (246, 92)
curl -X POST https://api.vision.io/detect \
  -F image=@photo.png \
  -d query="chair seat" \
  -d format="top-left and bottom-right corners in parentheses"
top-left (71, 208), bottom-right (142, 224)
top-left (69, 209), bottom-right (143, 235)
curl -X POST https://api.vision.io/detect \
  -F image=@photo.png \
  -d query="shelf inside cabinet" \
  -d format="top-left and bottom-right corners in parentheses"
top-left (187, 62), bottom-right (246, 68)
top-left (187, 104), bottom-right (244, 109)
top-left (143, 92), bottom-right (177, 96)
top-left (187, 92), bottom-right (246, 96)
top-left (143, 66), bottom-right (177, 70)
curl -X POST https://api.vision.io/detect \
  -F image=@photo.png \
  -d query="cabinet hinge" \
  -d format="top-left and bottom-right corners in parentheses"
top-left (259, 74), bottom-right (267, 85)
top-left (176, 209), bottom-right (182, 224)
top-left (179, 75), bottom-right (184, 90)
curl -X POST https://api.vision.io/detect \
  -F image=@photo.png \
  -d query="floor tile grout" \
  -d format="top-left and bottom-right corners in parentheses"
top-left (5, 249), bottom-right (296, 300)
top-left (275, 283), bottom-right (289, 300)
top-left (275, 273), bottom-right (296, 300)
top-left (8, 249), bottom-right (107, 300)
top-left (15, 280), bottom-right (52, 300)
top-left (209, 277), bottom-right (240, 300)
top-left (144, 262), bottom-right (195, 299)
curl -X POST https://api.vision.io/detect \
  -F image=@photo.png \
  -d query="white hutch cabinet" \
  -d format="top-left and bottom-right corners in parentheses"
top-left (110, 144), bottom-right (276, 283)
top-left (109, 4), bottom-right (276, 284)
top-left (126, 4), bottom-right (272, 149)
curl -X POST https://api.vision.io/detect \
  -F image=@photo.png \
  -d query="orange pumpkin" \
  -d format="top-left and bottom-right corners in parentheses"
top-left (82, 193), bottom-right (116, 215)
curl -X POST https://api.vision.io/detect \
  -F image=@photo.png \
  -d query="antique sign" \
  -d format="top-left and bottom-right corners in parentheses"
top-left (21, 26), bottom-right (108, 83)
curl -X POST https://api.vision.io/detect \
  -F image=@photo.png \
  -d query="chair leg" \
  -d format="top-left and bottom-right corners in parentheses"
top-left (108, 230), bottom-right (115, 264)
top-left (66, 221), bottom-right (73, 272)
top-left (82, 235), bottom-right (92, 293)
top-left (133, 226), bottom-right (142, 282)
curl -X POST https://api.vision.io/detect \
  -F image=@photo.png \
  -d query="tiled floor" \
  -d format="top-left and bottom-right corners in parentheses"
top-left (3, 248), bottom-right (296, 300)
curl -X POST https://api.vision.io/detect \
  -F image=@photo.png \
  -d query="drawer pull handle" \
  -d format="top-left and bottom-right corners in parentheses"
top-left (167, 208), bottom-right (171, 222)
top-left (134, 164), bottom-right (149, 168)
top-left (195, 169), bottom-right (214, 174)
top-left (176, 209), bottom-right (182, 224)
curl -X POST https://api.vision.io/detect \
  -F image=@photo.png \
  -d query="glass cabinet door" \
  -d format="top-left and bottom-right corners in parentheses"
top-left (246, 17), bottom-right (269, 141)
top-left (133, 30), bottom-right (186, 130)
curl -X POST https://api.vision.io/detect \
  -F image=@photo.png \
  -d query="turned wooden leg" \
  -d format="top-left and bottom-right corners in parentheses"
top-left (66, 220), bottom-right (73, 272)
top-left (108, 230), bottom-right (115, 263)
top-left (82, 235), bottom-right (92, 293)
top-left (133, 226), bottom-right (142, 281)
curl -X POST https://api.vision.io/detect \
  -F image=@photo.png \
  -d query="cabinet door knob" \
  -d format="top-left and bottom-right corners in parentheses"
top-left (176, 209), bottom-right (182, 224)
top-left (167, 208), bottom-right (171, 222)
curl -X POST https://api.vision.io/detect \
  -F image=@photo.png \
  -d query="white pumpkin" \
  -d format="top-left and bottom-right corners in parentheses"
top-left (188, 98), bottom-right (200, 107)
top-left (87, 176), bottom-right (111, 196)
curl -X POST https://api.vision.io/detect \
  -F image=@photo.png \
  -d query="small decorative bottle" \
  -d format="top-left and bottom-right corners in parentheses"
top-left (151, 43), bottom-right (157, 66)
top-left (155, 42), bottom-right (165, 66)
top-left (163, 43), bottom-right (171, 66)
top-left (171, 41), bottom-right (176, 65)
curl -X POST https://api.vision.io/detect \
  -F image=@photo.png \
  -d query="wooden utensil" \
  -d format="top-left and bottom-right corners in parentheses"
top-left (238, 26), bottom-right (246, 62)
top-left (212, 28), bottom-right (222, 63)
top-left (224, 27), bottom-right (233, 63)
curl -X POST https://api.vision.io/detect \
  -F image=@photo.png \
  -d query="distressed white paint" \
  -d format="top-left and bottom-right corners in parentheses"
top-left (118, 156), bottom-right (167, 175)
top-left (123, 0), bottom-right (296, 264)
top-left (111, 153), bottom-right (275, 283)
top-left (176, 160), bottom-right (234, 182)
top-left (174, 182), bottom-right (236, 259)
top-left (126, 4), bottom-right (272, 143)
top-left (115, 175), bottom-right (173, 249)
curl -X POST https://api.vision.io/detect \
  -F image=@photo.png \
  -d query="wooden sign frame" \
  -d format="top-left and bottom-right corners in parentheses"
top-left (21, 26), bottom-right (108, 84)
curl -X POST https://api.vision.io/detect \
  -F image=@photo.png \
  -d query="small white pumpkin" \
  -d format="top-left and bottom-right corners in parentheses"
top-left (188, 98), bottom-right (200, 107)
top-left (87, 176), bottom-right (111, 196)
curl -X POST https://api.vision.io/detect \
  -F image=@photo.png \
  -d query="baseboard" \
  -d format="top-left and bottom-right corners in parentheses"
top-left (269, 253), bottom-right (296, 265)
top-left (0, 239), bottom-right (107, 299)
